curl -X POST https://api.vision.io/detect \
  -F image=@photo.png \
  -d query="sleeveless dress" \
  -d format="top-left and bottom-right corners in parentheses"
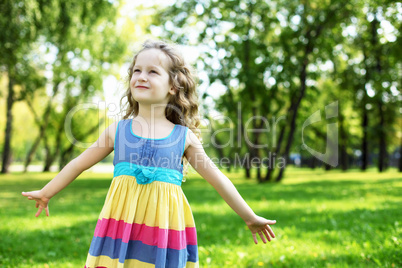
top-left (85, 119), bottom-right (199, 268)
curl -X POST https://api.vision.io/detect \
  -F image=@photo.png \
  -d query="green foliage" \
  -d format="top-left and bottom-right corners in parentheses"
top-left (0, 0), bottom-right (130, 169)
top-left (152, 0), bottom-right (402, 178)
top-left (0, 168), bottom-right (400, 267)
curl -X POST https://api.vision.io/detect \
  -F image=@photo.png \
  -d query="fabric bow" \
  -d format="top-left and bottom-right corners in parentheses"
top-left (134, 166), bottom-right (158, 184)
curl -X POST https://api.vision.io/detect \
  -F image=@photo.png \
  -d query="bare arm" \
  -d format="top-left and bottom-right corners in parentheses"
top-left (184, 129), bottom-right (276, 244)
top-left (22, 121), bottom-right (118, 217)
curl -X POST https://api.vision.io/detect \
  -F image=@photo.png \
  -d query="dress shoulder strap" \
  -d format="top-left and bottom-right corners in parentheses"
top-left (113, 119), bottom-right (123, 151)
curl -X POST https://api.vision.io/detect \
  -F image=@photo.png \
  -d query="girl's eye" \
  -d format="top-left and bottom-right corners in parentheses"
top-left (150, 70), bottom-right (158, 74)
top-left (133, 69), bottom-right (140, 73)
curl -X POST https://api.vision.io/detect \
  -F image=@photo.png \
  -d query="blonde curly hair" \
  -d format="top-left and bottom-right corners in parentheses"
top-left (119, 39), bottom-right (202, 177)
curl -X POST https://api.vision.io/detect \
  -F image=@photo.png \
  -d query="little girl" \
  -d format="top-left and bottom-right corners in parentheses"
top-left (22, 40), bottom-right (276, 268)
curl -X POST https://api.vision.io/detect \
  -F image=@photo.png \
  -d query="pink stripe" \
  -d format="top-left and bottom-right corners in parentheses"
top-left (93, 218), bottom-right (197, 250)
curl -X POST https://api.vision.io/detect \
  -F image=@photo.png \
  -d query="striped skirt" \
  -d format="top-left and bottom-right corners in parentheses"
top-left (85, 175), bottom-right (198, 268)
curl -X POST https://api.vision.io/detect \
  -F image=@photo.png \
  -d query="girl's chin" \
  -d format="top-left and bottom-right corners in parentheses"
top-left (133, 98), bottom-right (169, 105)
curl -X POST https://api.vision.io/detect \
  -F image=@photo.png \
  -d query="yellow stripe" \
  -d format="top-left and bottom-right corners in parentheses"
top-left (186, 260), bottom-right (200, 268)
top-left (97, 175), bottom-right (196, 230)
top-left (85, 253), bottom-right (199, 268)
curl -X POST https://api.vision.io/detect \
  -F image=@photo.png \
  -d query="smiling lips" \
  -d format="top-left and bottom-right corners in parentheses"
top-left (136, 85), bottom-right (149, 89)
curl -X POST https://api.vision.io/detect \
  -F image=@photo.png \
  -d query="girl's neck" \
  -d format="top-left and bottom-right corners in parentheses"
top-left (134, 103), bottom-right (172, 126)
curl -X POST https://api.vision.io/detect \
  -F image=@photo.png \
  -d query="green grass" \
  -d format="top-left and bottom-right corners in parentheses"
top-left (0, 167), bottom-right (401, 267)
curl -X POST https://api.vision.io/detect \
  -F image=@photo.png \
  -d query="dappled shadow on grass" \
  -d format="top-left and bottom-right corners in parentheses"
top-left (192, 204), bottom-right (401, 248)
top-left (1, 176), bottom-right (107, 266)
top-left (261, 249), bottom-right (401, 268)
top-left (184, 174), bottom-right (401, 258)
top-left (5, 206), bottom-right (399, 267)
top-left (0, 218), bottom-right (95, 266)
top-left (3, 170), bottom-right (401, 267)
top-left (182, 178), bottom-right (402, 212)
top-left (4, 178), bottom-right (112, 216)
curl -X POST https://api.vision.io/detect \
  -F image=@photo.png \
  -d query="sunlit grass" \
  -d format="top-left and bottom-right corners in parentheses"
top-left (0, 167), bottom-right (401, 267)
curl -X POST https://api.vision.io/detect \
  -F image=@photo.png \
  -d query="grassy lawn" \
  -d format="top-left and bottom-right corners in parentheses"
top-left (0, 167), bottom-right (401, 267)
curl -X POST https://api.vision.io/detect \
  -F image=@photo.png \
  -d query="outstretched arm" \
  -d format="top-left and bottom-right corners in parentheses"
top-left (21, 121), bottom-right (117, 217)
top-left (184, 130), bottom-right (276, 244)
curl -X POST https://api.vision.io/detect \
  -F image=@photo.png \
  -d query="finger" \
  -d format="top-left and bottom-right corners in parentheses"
top-left (252, 233), bottom-right (258, 244)
top-left (258, 231), bottom-right (267, 244)
top-left (35, 202), bottom-right (39, 208)
top-left (263, 229), bottom-right (272, 242)
top-left (45, 206), bottom-right (49, 217)
top-left (36, 207), bottom-right (43, 217)
top-left (266, 225), bottom-right (276, 238)
top-left (23, 192), bottom-right (34, 198)
top-left (266, 220), bottom-right (277, 225)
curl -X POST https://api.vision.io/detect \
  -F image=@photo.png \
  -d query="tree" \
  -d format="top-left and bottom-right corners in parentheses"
top-left (5, 0), bottom-right (126, 172)
top-left (153, 0), bottom-right (401, 182)
top-left (341, 0), bottom-right (401, 172)
top-left (0, 0), bottom-right (46, 173)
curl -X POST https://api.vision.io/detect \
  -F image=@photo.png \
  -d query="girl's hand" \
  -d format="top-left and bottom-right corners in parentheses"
top-left (21, 190), bottom-right (50, 217)
top-left (246, 215), bottom-right (276, 244)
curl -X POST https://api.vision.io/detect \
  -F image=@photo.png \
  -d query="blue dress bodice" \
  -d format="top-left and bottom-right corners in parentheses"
top-left (113, 119), bottom-right (188, 186)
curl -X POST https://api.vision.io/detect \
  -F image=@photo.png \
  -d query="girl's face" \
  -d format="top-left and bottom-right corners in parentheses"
top-left (130, 49), bottom-right (176, 105)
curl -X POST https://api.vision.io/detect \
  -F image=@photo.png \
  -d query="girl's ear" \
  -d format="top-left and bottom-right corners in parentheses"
top-left (169, 86), bottom-right (177, 95)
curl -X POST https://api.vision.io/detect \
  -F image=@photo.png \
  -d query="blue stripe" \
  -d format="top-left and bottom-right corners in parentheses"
top-left (88, 236), bottom-right (198, 267)
top-left (113, 162), bottom-right (183, 186)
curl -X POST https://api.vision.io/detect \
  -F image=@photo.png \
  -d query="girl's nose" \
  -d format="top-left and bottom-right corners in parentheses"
top-left (138, 72), bottom-right (147, 81)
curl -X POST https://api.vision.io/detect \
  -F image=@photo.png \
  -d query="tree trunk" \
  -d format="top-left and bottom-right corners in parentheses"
top-left (324, 163), bottom-right (332, 170)
top-left (400, 76), bottom-right (402, 173)
top-left (252, 144), bottom-right (261, 181)
top-left (23, 82), bottom-right (60, 172)
top-left (206, 114), bottom-right (226, 164)
top-left (276, 54), bottom-right (310, 182)
top-left (252, 110), bottom-right (262, 182)
top-left (371, 17), bottom-right (388, 172)
top-left (311, 157), bottom-right (316, 169)
top-left (44, 116), bottom-right (65, 172)
top-left (58, 118), bottom-right (105, 169)
top-left (42, 132), bottom-right (53, 172)
top-left (268, 19), bottom-right (327, 182)
top-left (1, 71), bottom-right (15, 174)
top-left (339, 102), bottom-right (348, 171)
top-left (244, 158), bottom-right (251, 179)
top-left (399, 138), bottom-right (402, 172)
top-left (377, 99), bottom-right (387, 172)
top-left (332, 52), bottom-right (348, 171)
top-left (24, 134), bottom-right (42, 172)
top-left (24, 100), bottom-right (47, 172)
top-left (43, 92), bottom-right (75, 171)
top-left (361, 106), bottom-right (369, 170)
top-left (241, 4), bottom-right (262, 181)
top-left (59, 143), bottom-right (75, 170)
top-left (265, 116), bottom-right (287, 181)
top-left (361, 48), bottom-right (370, 171)
top-left (237, 108), bottom-right (252, 179)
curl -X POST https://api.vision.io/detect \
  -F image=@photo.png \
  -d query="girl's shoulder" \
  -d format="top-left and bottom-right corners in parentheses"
top-left (107, 120), bottom-right (121, 148)
top-left (183, 127), bottom-right (202, 153)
